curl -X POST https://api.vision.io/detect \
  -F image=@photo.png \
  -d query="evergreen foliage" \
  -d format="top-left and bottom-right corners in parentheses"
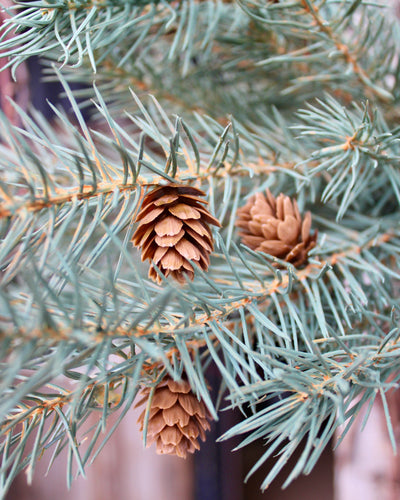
top-left (1, 0), bottom-right (400, 496)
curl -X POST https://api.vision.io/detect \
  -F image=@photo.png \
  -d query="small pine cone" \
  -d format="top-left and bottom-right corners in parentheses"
top-left (236, 189), bottom-right (317, 267)
top-left (136, 377), bottom-right (212, 458)
top-left (132, 184), bottom-right (221, 283)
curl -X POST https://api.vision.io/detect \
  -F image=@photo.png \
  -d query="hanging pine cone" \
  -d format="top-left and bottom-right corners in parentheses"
top-left (136, 376), bottom-right (212, 458)
top-left (132, 184), bottom-right (221, 283)
top-left (236, 189), bottom-right (317, 267)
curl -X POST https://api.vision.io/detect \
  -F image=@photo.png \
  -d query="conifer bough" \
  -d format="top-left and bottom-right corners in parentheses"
top-left (1, 0), bottom-right (400, 496)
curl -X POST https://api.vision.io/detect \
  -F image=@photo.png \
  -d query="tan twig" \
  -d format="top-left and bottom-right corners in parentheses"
top-left (0, 160), bottom-right (293, 219)
top-left (300, 0), bottom-right (392, 102)
top-left (2, 230), bottom-right (396, 344)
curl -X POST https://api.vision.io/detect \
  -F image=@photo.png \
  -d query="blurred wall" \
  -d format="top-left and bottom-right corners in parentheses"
top-left (7, 408), bottom-right (194, 500)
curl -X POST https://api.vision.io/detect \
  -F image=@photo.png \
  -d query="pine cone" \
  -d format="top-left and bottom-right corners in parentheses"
top-left (136, 377), bottom-right (211, 458)
top-left (132, 184), bottom-right (221, 283)
top-left (236, 190), bottom-right (317, 267)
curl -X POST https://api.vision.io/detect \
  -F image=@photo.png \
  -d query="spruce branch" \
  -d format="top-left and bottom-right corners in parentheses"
top-left (1, 8), bottom-right (400, 488)
top-left (220, 328), bottom-right (400, 489)
top-left (2, 212), bottom-right (398, 348)
top-left (295, 95), bottom-right (400, 218)
top-left (3, 0), bottom-right (395, 118)
top-left (299, 0), bottom-right (393, 101)
top-left (239, 0), bottom-right (396, 101)
top-left (0, 1), bottom-right (158, 72)
top-left (0, 0), bottom-right (240, 74)
top-left (0, 368), bottom-right (141, 491)
top-left (2, 88), bottom-right (400, 349)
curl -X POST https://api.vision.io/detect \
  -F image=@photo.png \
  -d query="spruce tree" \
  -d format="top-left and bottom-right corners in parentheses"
top-left (0, 0), bottom-right (400, 496)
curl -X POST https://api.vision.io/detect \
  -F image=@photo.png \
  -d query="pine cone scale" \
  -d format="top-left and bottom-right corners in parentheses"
top-left (248, 220), bottom-right (262, 234)
top-left (180, 420), bottom-right (200, 439)
top-left (301, 212), bottom-right (312, 242)
top-left (194, 207), bottom-right (221, 226)
top-left (185, 221), bottom-right (211, 238)
top-left (161, 249), bottom-right (184, 270)
top-left (261, 221), bottom-right (278, 239)
top-left (147, 412), bottom-right (167, 435)
top-left (259, 240), bottom-right (291, 256)
top-left (142, 243), bottom-right (159, 262)
top-left (155, 230), bottom-right (185, 247)
top-left (153, 246), bottom-right (169, 264)
top-left (177, 194), bottom-right (208, 205)
top-left (168, 203), bottom-right (201, 219)
top-left (175, 239), bottom-right (201, 260)
top-left (153, 193), bottom-right (179, 205)
top-left (134, 226), bottom-right (153, 247)
top-left (152, 387), bottom-right (179, 408)
top-left (186, 228), bottom-right (213, 252)
top-left (167, 379), bottom-right (191, 393)
top-left (242, 235), bottom-right (265, 247)
top-left (137, 206), bottom-right (164, 224)
top-left (154, 215), bottom-right (183, 237)
top-left (277, 216), bottom-right (300, 244)
top-left (162, 405), bottom-right (190, 426)
top-left (178, 393), bottom-right (204, 416)
top-left (157, 441), bottom-right (176, 455)
top-left (160, 426), bottom-right (182, 445)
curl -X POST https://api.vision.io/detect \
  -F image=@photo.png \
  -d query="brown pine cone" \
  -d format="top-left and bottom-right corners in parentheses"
top-left (236, 189), bottom-right (317, 267)
top-left (132, 184), bottom-right (221, 283)
top-left (136, 377), bottom-right (211, 458)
